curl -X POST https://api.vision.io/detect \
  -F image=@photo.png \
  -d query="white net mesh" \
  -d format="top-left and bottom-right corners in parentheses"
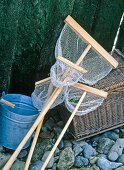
top-left (31, 80), bottom-right (65, 111)
top-left (55, 24), bottom-right (87, 62)
top-left (79, 49), bottom-right (112, 85)
top-left (65, 87), bottom-right (104, 116)
top-left (32, 23), bottom-right (114, 116)
top-left (53, 24), bottom-right (112, 86)
top-left (50, 60), bottom-right (82, 87)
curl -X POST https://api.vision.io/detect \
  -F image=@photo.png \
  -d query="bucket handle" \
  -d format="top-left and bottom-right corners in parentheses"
top-left (0, 98), bottom-right (15, 108)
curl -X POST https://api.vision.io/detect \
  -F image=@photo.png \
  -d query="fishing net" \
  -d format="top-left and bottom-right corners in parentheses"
top-left (53, 24), bottom-right (112, 86)
top-left (32, 80), bottom-right (65, 111)
top-left (65, 86), bottom-right (104, 116)
top-left (32, 23), bottom-right (114, 115)
top-left (50, 60), bottom-right (82, 87)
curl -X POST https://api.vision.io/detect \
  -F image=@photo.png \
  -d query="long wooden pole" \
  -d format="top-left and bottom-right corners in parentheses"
top-left (3, 44), bottom-right (91, 170)
top-left (24, 85), bottom-right (55, 170)
top-left (111, 12), bottom-right (124, 55)
top-left (40, 42), bottom-right (108, 168)
top-left (3, 87), bottom-right (62, 170)
top-left (24, 44), bottom-right (91, 169)
top-left (40, 91), bottom-right (87, 170)
top-left (24, 119), bottom-right (44, 170)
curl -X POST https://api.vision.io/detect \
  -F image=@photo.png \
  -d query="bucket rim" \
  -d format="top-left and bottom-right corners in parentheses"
top-left (1, 93), bottom-right (39, 118)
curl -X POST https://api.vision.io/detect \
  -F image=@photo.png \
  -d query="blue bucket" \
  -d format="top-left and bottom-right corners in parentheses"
top-left (0, 94), bottom-right (39, 150)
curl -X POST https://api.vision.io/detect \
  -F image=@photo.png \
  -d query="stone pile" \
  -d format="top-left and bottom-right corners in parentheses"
top-left (1, 114), bottom-right (124, 170)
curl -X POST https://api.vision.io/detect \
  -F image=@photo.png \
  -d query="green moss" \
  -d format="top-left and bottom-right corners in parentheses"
top-left (70, 98), bottom-right (79, 104)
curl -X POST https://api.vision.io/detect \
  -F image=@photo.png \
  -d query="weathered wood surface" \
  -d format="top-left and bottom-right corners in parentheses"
top-left (0, 0), bottom-right (124, 94)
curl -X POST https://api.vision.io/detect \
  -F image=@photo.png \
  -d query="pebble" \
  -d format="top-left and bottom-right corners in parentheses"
top-left (99, 154), bottom-right (107, 159)
top-left (42, 151), bottom-right (54, 168)
top-left (97, 157), bottom-right (122, 170)
top-left (102, 131), bottom-right (119, 141)
top-left (52, 163), bottom-right (57, 170)
top-left (92, 140), bottom-right (98, 147)
top-left (44, 118), bottom-right (55, 131)
top-left (57, 147), bottom-right (74, 170)
top-left (40, 131), bottom-right (54, 139)
top-left (56, 121), bottom-right (64, 127)
top-left (91, 136), bottom-right (101, 144)
top-left (18, 149), bottom-right (28, 158)
top-left (117, 154), bottom-right (124, 164)
top-left (73, 144), bottom-right (83, 157)
top-left (64, 140), bottom-right (72, 148)
top-left (82, 144), bottom-right (96, 159)
top-left (93, 164), bottom-right (100, 170)
top-left (11, 160), bottom-right (25, 170)
top-left (41, 127), bottom-right (47, 132)
top-left (32, 139), bottom-right (54, 162)
top-left (108, 139), bottom-right (124, 161)
top-left (64, 131), bottom-right (73, 139)
top-left (70, 168), bottom-right (94, 170)
top-left (115, 166), bottom-right (124, 170)
top-left (58, 139), bottom-right (64, 150)
top-left (119, 128), bottom-right (124, 134)
top-left (30, 160), bottom-right (43, 170)
top-left (113, 129), bottom-right (120, 134)
top-left (89, 156), bottom-right (98, 164)
top-left (54, 156), bottom-right (59, 162)
top-left (54, 147), bottom-right (60, 156)
top-left (119, 128), bottom-right (124, 138)
top-left (97, 138), bottom-right (115, 154)
top-left (0, 146), bottom-right (4, 152)
top-left (54, 127), bottom-right (62, 136)
top-left (72, 140), bottom-right (87, 147)
top-left (74, 156), bottom-right (89, 168)
top-left (0, 152), bottom-right (11, 169)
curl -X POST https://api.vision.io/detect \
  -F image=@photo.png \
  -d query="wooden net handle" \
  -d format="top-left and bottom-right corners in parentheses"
top-left (24, 44), bottom-right (91, 169)
top-left (24, 84), bottom-right (55, 170)
top-left (24, 120), bottom-right (43, 170)
top-left (73, 83), bottom-right (108, 98)
top-left (35, 77), bottom-right (51, 86)
top-left (65, 15), bottom-right (118, 68)
top-left (40, 91), bottom-right (87, 170)
top-left (3, 87), bottom-right (62, 170)
top-left (57, 56), bottom-right (87, 73)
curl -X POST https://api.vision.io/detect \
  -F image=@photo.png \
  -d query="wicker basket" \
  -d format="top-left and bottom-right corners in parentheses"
top-left (59, 50), bottom-right (124, 140)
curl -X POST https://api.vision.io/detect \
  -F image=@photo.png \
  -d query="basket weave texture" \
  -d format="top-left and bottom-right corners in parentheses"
top-left (59, 50), bottom-right (124, 140)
